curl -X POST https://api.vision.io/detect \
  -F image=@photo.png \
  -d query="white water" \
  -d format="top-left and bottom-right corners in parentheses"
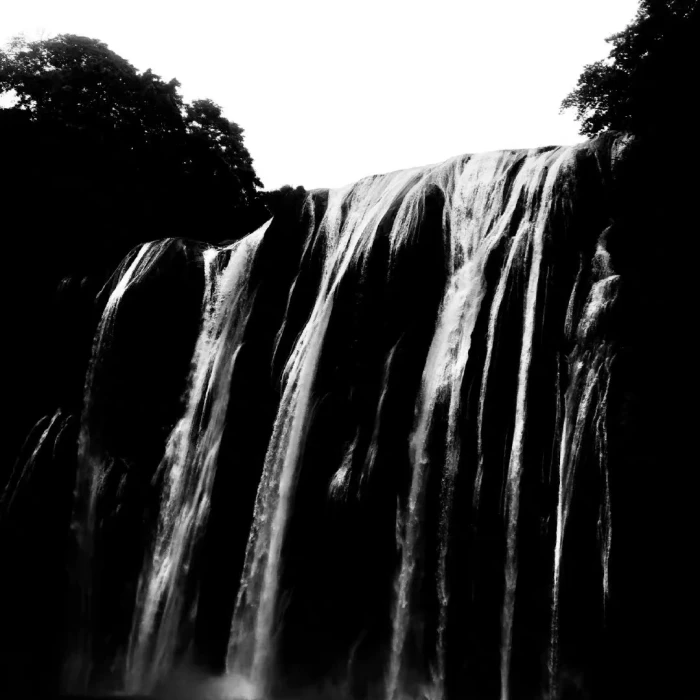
top-left (125, 225), bottom-right (267, 693)
top-left (227, 168), bottom-right (447, 697)
top-left (548, 273), bottom-right (618, 699)
top-left (329, 432), bottom-right (359, 501)
top-left (386, 150), bottom-right (546, 700)
top-left (498, 147), bottom-right (572, 700)
top-left (69, 239), bottom-right (173, 690)
top-left (0, 409), bottom-right (65, 513)
top-left (52, 139), bottom-right (630, 699)
top-left (358, 343), bottom-right (398, 493)
top-left (220, 145), bottom-right (613, 700)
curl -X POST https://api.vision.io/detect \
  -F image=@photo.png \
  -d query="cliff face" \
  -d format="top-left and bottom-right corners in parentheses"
top-left (0, 133), bottom-right (691, 700)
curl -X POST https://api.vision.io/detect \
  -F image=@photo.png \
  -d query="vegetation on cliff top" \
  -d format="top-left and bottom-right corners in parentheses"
top-left (0, 33), bottom-right (269, 278)
top-left (561, 0), bottom-right (697, 138)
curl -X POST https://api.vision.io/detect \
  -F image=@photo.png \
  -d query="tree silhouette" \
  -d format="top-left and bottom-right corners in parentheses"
top-left (561, 0), bottom-right (697, 138)
top-left (0, 35), bottom-right (271, 487)
top-left (1, 34), bottom-right (262, 210)
top-left (1, 35), bottom-right (181, 130)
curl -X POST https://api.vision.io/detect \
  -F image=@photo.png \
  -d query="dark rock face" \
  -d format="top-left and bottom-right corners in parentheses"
top-left (0, 133), bottom-right (691, 700)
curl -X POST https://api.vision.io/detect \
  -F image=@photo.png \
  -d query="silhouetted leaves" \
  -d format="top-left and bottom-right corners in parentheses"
top-left (0, 35), bottom-right (183, 134)
top-left (0, 33), bottom-right (266, 269)
top-left (561, 0), bottom-right (697, 138)
top-left (0, 34), bottom-right (271, 488)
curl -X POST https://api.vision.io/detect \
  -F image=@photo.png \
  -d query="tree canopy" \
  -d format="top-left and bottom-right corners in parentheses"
top-left (561, 0), bottom-right (697, 138)
top-left (0, 34), bottom-right (182, 132)
top-left (0, 32), bottom-right (273, 304)
top-left (0, 34), bottom-right (262, 205)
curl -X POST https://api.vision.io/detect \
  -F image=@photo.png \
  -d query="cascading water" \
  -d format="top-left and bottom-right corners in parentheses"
top-left (548, 248), bottom-right (618, 699)
top-left (68, 239), bottom-right (174, 689)
top-left (0, 409), bottom-right (71, 516)
top-left (3, 133), bottom-right (655, 700)
top-left (227, 170), bottom-right (431, 696)
top-left (125, 226), bottom-right (267, 693)
top-left (496, 147), bottom-right (573, 700)
top-left (385, 150), bottom-right (549, 700)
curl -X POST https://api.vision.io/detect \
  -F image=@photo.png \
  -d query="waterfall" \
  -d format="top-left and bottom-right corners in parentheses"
top-left (385, 150), bottom-right (523, 700)
top-left (2, 134), bottom-right (645, 700)
top-left (69, 239), bottom-right (173, 690)
top-left (125, 224), bottom-right (267, 693)
top-left (227, 169), bottom-right (429, 696)
top-left (0, 409), bottom-right (68, 515)
top-left (498, 147), bottom-right (571, 700)
top-left (548, 259), bottom-right (619, 699)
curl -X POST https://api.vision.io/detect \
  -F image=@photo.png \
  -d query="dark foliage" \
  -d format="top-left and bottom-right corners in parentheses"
top-left (0, 34), bottom-right (262, 199)
top-left (0, 34), bottom-right (273, 497)
top-left (561, 0), bottom-right (697, 138)
top-left (0, 34), bottom-right (270, 281)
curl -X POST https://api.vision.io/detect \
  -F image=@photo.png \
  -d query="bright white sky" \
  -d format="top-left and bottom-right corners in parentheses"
top-left (1, 0), bottom-right (639, 190)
